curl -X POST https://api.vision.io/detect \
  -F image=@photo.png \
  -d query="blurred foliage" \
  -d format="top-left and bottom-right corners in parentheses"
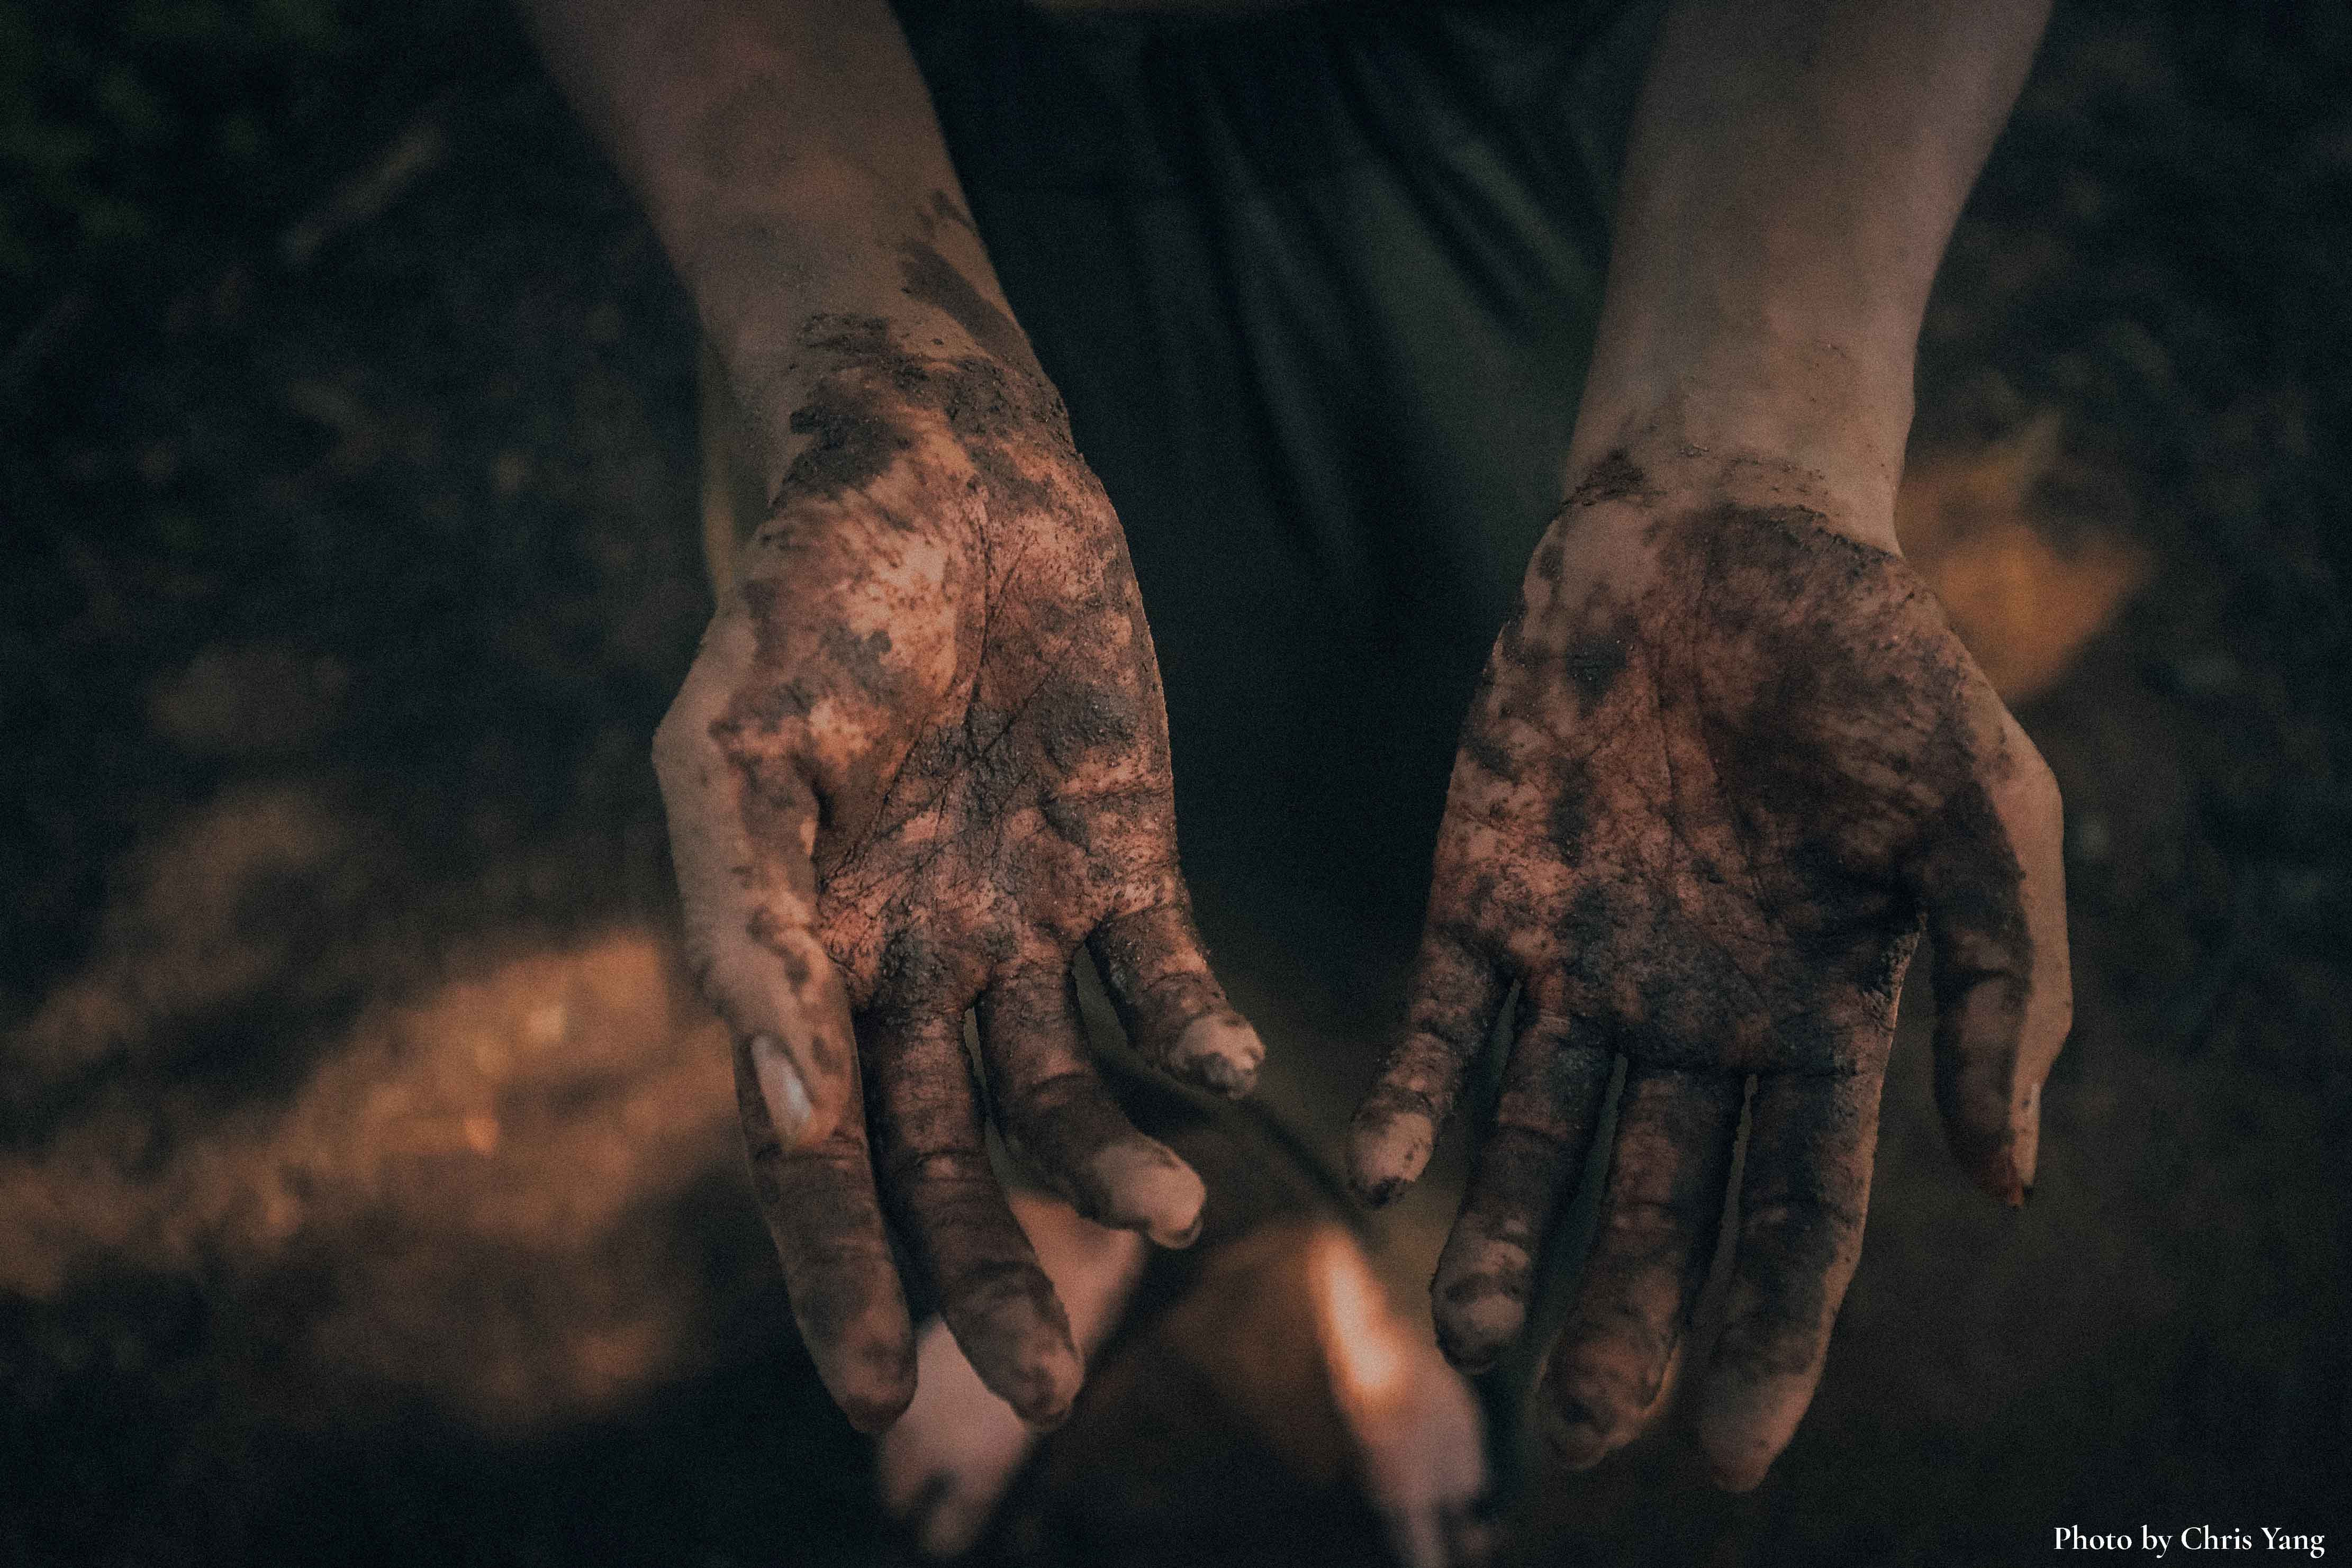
top-left (0, 0), bottom-right (506, 342)
top-left (3, 0), bottom-right (344, 294)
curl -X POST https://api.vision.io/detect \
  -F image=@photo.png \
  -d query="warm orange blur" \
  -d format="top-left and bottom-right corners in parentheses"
top-left (3, 787), bottom-right (739, 1428)
top-left (1897, 413), bottom-right (2149, 703)
top-left (1310, 1225), bottom-right (1410, 1411)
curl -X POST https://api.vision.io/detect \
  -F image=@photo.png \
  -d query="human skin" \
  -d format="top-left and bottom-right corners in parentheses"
top-left (521, 0), bottom-right (1262, 1431)
top-left (1346, 0), bottom-right (2070, 1491)
top-left (522, 0), bottom-right (2071, 1482)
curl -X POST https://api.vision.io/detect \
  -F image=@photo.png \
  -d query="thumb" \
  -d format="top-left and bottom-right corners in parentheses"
top-left (654, 614), bottom-right (858, 1149)
top-left (1916, 715), bottom-right (2071, 1204)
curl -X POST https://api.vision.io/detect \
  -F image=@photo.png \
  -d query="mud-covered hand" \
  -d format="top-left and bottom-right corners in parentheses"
top-left (1347, 447), bottom-right (2069, 1490)
top-left (654, 319), bottom-right (1264, 1434)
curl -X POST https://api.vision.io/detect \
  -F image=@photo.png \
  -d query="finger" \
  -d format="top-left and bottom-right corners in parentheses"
top-left (978, 964), bottom-right (1206, 1248)
top-left (878, 1193), bottom-right (1147, 1558)
top-left (655, 612), bottom-right (857, 1149)
top-left (1087, 900), bottom-right (1264, 1096)
top-left (1541, 1066), bottom-right (1742, 1470)
top-left (734, 1038), bottom-right (915, 1433)
top-left (1915, 718), bottom-right (2071, 1204)
top-left (1348, 927), bottom-right (1508, 1207)
top-left (867, 1003), bottom-right (1082, 1427)
top-left (1693, 1066), bottom-right (1885, 1492)
top-left (1430, 1011), bottom-right (1612, 1372)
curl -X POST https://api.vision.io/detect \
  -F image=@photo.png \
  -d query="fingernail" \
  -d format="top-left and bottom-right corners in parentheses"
top-left (1170, 1012), bottom-right (1264, 1096)
top-left (751, 1034), bottom-right (812, 1140)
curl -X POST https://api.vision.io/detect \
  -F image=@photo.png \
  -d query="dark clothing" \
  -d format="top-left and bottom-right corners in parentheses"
top-left (895, 0), bottom-right (1654, 990)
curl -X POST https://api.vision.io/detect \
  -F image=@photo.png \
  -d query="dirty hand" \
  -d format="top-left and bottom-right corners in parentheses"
top-left (654, 317), bottom-right (1264, 1433)
top-left (1348, 445), bottom-right (2070, 1490)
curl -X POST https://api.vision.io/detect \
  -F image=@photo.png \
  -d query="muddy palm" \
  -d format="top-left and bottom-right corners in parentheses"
top-left (655, 316), bottom-right (1262, 1433)
top-left (1351, 446), bottom-right (2071, 1490)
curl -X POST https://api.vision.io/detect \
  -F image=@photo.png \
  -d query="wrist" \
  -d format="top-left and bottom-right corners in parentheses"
top-left (691, 217), bottom-right (1051, 495)
top-left (1561, 354), bottom-right (1911, 556)
top-left (752, 336), bottom-right (1081, 564)
top-left (700, 249), bottom-right (1007, 428)
top-left (1554, 406), bottom-right (1905, 561)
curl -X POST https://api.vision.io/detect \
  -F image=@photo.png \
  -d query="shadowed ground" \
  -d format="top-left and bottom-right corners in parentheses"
top-left (3, 1), bottom-right (2347, 1563)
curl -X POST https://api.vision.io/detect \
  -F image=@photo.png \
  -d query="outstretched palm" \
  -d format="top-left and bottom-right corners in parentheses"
top-left (1351, 449), bottom-right (2069, 1490)
top-left (657, 319), bottom-right (1261, 1432)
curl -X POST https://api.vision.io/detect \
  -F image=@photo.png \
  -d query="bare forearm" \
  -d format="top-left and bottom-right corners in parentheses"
top-left (1569, 0), bottom-right (2051, 532)
top-left (517, 0), bottom-right (1031, 479)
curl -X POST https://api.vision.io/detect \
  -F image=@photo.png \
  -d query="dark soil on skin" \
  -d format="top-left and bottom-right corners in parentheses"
top-left (2, 1), bottom-right (2346, 1564)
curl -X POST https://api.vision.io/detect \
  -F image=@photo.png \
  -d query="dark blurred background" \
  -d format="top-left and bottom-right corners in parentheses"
top-left (3, 0), bottom-right (2348, 1563)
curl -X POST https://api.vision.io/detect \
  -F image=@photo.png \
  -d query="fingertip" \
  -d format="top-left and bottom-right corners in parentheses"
top-left (1164, 1011), bottom-right (1263, 1098)
top-left (1432, 1230), bottom-right (1536, 1372)
top-left (1536, 1354), bottom-right (1625, 1473)
top-left (1989, 1154), bottom-right (2028, 1209)
top-left (1083, 1139), bottom-right (1207, 1249)
top-left (1980, 1112), bottom-right (2032, 1206)
top-left (965, 1286), bottom-right (1082, 1430)
top-left (2011, 1084), bottom-right (2043, 1192)
top-left (940, 1292), bottom-right (1083, 1433)
top-left (1023, 1402), bottom-right (1073, 1435)
top-left (1697, 1433), bottom-right (1776, 1495)
top-left (1433, 1286), bottom-right (1526, 1376)
top-left (1944, 1097), bottom-right (2031, 1207)
top-left (842, 1389), bottom-right (912, 1436)
top-left (1537, 1324), bottom-right (1687, 1477)
top-left (1949, 1138), bottom-right (2022, 1207)
top-left (1011, 1344), bottom-right (1082, 1431)
top-left (1691, 1373), bottom-right (1797, 1494)
top-left (1934, 1035), bottom-right (2039, 1207)
top-left (1145, 1168), bottom-right (1208, 1250)
top-left (837, 1344), bottom-right (919, 1435)
top-left (1346, 1110), bottom-right (1435, 1208)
